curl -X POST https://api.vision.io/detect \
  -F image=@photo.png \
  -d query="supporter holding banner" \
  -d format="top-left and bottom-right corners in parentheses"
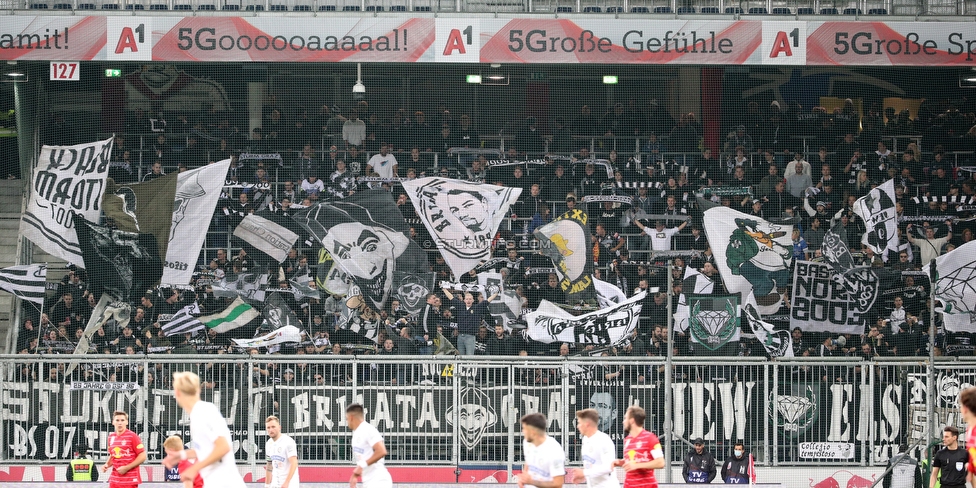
top-left (703, 207), bottom-right (793, 316)
top-left (534, 208), bottom-right (596, 305)
top-left (852, 179), bottom-right (899, 260)
top-left (212, 270), bottom-right (270, 303)
top-left (742, 301), bottom-right (793, 358)
top-left (924, 240), bottom-right (976, 332)
top-left (294, 190), bottom-right (430, 311)
top-left (790, 260), bottom-right (878, 335)
top-left (199, 296), bottom-right (261, 334)
top-left (402, 177), bottom-right (522, 277)
top-left (393, 270), bottom-right (435, 316)
top-left (20, 137), bottom-right (114, 266)
top-left (162, 159), bottom-right (231, 285)
top-left (101, 173), bottom-right (178, 260)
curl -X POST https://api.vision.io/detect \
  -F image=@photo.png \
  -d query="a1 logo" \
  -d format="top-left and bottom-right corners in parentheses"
top-left (107, 17), bottom-right (152, 61)
top-left (761, 21), bottom-right (805, 65)
top-left (435, 19), bottom-right (479, 63)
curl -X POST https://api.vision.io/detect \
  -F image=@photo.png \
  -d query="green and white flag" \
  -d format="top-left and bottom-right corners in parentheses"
top-left (688, 293), bottom-right (741, 352)
top-left (200, 297), bottom-right (260, 334)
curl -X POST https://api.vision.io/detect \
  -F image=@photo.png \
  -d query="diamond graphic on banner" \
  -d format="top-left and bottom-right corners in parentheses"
top-left (688, 294), bottom-right (740, 351)
top-left (769, 384), bottom-right (819, 437)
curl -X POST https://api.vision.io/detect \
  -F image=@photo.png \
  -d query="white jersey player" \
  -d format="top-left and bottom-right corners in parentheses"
top-left (163, 371), bottom-right (247, 488)
top-left (574, 409), bottom-right (620, 488)
top-left (517, 412), bottom-right (566, 488)
top-left (347, 403), bottom-right (393, 488)
top-left (265, 415), bottom-right (300, 488)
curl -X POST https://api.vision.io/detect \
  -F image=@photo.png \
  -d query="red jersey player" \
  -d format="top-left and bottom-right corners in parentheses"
top-left (959, 386), bottom-right (976, 474)
top-left (615, 406), bottom-right (665, 488)
top-left (102, 410), bottom-right (147, 488)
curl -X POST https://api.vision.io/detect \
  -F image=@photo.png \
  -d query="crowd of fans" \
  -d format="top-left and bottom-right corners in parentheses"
top-left (14, 94), bottom-right (976, 386)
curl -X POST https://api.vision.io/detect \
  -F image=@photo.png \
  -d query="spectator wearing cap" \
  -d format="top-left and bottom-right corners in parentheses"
top-left (682, 438), bottom-right (717, 484)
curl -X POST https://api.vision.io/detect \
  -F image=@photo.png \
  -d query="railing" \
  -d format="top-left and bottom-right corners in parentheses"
top-left (0, 354), bottom-right (961, 477)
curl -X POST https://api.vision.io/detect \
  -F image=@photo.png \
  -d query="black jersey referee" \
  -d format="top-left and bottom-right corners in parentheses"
top-left (931, 426), bottom-right (970, 488)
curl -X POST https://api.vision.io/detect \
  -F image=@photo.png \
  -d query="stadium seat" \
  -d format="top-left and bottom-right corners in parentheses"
top-left (652, 6), bottom-right (671, 12)
top-left (582, 5), bottom-right (601, 11)
top-left (221, 3), bottom-right (240, 8)
top-left (125, 3), bottom-right (144, 8)
top-left (724, 6), bottom-right (741, 13)
top-left (747, 6), bottom-right (767, 13)
top-left (53, 3), bottom-right (72, 8)
top-left (676, 6), bottom-right (695, 12)
top-left (771, 6), bottom-right (789, 13)
top-left (173, 3), bottom-right (191, 8)
top-left (318, 4), bottom-right (335, 9)
top-left (365, 4), bottom-right (382, 10)
top-left (269, 3), bottom-right (287, 9)
top-left (629, 6), bottom-right (648, 12)
top-left (29, 3), bottom-right (49, 7)
top-left (842, 7), bottom-right (860, 13)
top-left (606, 6), bottom-right (623, 11)
top-left (867, 7), bottom-right (886, 13)
top-left (197, 3), bottom-right (215, 8)
top-left (101, 2), bottom-right (120, 7)
top-left (556, 5), bottom-right (572, 11)
top-left (389, 4), bottom-right (406, 9)
top-left (78, 2), bottom-right (95, 7)
top-left (293, 3), bottom-right (310, 8)
top-left (795, 6), bottom-right (813, 13)
top-left (699, 6), bottom-right (718, 12)
top-left (342, 4), bottom-right (360, 9)
top-left (413, 5), bottom-right (430, 10)
top-left (819, 7), bottom-right (837, 13)
top-left (149, 3), bottom-right (167, 8)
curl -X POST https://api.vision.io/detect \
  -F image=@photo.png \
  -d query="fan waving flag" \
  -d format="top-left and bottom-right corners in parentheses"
top-left (704, 206), bottom-right (793, 316)
top-left (526, 292), bottom-right (644, 345)
top-left (534, 208), bottom-right (596, 305)
top-left (231, 325), bottom-right (303, 349)
top-left (233, 213), bottom-right (300, 264)
top-left (293, 190), bottom-right (429, 311)
top-left (0, 264), bottom-right (47, 304)
top-left (852, 179), bottom-right (899, 259)
top-left (401, 177), bottom-right (522, 277)
top-left (199, 297), bottom-right (260, 334)
top-left (925, 240), bottom-right (976, 332)
top-left (72, 215), bottom-right (163, 301)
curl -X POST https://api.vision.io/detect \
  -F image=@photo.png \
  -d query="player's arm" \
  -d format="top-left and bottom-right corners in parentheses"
top-left (283, 454), bottom-right (298, 488)
top-left (528, 474), bottom-right (564, 488)
top-left (265, 459), bottom-right (273, 488)
top-left (583, 438), bottom-right (615, 479)
top-left (192, 436), bottom-right (232, 472)
top-left (929, 466), bottom-right (940, 488)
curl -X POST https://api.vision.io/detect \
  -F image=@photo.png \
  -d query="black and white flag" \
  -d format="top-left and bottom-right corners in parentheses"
top-left (393, 270), bottom-right (435, 316)
top-left (263, 292), bottom-right (301, 329)
top-left (162, 159), bottom-right (231, 285)
top-left (233, 213), bottom-right (299, 264)
top-left (20, 137), bottom-right (114, 266)
top-left (401, 177), bottom-right (521, 277)
top-left (852, 179), bottom-right (899, 258)
top-left (674, 266), bottom-right (715, 332)
top-left (0, 264), bottom-right (47, 305)
top-left (72, 214), bottom-right (163, 301)
top-left (526, 292), bottom-right (644, 345)
top-left (160, 303), bottom-right (204, 337)
top-left (535, 208), bottom-right (596, 304)
top-left (743, 300), bottom-right (793, 358)
top-left (212, 270), bottom-right (269, 303)
top-left (925, 240), bottom-right (976, 332)
top-left (293, 190), bottom-right (429, 311)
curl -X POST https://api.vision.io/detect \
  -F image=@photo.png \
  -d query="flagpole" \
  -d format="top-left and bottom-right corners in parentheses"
top-left (664, 257), bottom-right (674, 484)
top-left (927, 259), bottom-right (938, 469)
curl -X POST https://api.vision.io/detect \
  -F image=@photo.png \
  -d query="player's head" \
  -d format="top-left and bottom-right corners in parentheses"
top-left (960, 387), bottom-right (976, 424)
top-left (623, 406), bottom-right (645, 435)
top-left (162, 435), bottom-right (185, 456)
top-left (266, 415), bottom-right (282, 440)
top-left (943, 426), bottom-right (960, 447)
top-left (172, 371), bottom-right (201, 407)
top-left (520, 412), bottom-right (548, 444)
top-left (575, 409), bottom-right (600, 437)
top-left (112, 410), bottom-right (128, 433)
top-left (345, 403), bottom-right (365, 429)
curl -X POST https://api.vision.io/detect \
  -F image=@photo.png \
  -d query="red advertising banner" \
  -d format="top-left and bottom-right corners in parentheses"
top-left (0, 16), bottom-right (974, 65)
